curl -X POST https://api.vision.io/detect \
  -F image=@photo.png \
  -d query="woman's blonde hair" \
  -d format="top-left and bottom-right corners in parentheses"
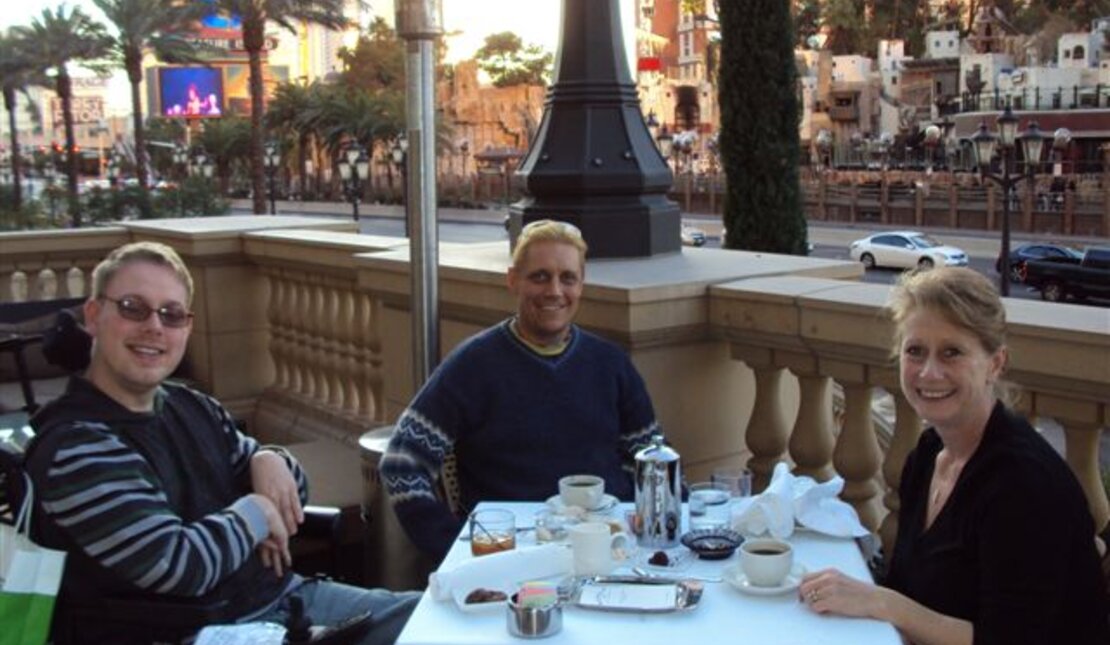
top-left (512, 219), bottom-right (588, 268)
top-left (91, 241), bottom-right (195, 305)
top-left (887, 266), bottom-right (1016, 403)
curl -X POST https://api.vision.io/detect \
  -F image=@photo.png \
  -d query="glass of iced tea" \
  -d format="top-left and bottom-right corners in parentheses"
top-left (469, 508), bottom-right (516, 557)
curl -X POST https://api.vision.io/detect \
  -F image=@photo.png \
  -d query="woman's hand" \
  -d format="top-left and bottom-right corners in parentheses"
top-left (798, 567), bottom-right (887, 619)
top-left (250, 450), bottom-right (304, 535)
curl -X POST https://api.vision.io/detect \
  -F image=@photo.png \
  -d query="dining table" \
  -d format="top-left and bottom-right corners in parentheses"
top-left (394, 501), bottom-right (902, 645)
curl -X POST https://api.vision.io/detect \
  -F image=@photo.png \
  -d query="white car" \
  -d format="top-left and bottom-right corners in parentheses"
top-left (849, 231), bottom-right (968, 270)
top-left (681, 224), bottom-right (706, 247)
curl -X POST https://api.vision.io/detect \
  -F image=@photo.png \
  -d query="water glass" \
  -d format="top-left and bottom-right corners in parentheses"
top-left (712, 467), bottom-right (753, 498)
top-left (688, 481), bottom-right (730, 530)
top-left (470, 508), bottom-right (516, 557)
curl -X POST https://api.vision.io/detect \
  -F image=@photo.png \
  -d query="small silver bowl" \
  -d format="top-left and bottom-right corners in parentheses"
top-left (506, 596), bottom-right (562, 639)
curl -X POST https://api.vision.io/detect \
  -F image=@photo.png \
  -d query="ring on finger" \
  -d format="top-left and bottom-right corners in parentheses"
top-left (808, 589), bottom-right (819, 603)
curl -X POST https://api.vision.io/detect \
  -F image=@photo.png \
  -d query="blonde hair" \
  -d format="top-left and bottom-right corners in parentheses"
top-left (887, 267), bottom-right (1015, 403)
top-left (512, 219), bottom-right (588, 268)
top-left (91, 241), bottom-right (195, 305)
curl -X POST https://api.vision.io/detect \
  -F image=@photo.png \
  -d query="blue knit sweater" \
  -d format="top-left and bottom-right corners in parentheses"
top-left (380, 320), bottom-right (660, 559)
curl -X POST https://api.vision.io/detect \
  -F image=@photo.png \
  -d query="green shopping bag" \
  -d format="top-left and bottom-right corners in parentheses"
top-left (0, 473), bottom-right (66, 645)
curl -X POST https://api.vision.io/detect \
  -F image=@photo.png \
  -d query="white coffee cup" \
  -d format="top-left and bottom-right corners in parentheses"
top-left (739, 538), bottom-right (794, 587)
top-left (558, 474), bottom-right (605, 510)
top-left (568, 522), bottom-right (629, 575)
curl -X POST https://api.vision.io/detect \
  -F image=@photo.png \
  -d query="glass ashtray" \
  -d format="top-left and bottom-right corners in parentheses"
top-left (680, 528), bottom-right (744, 560)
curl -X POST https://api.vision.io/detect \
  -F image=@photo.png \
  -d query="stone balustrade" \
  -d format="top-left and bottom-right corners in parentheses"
top-left (0, 227), bottom-right (131, 303)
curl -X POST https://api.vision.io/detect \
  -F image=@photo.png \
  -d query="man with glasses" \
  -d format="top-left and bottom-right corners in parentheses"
top-left (381, 220), bottom-right (661, 562)
top-left (23, 242), bottom-right (418, 643)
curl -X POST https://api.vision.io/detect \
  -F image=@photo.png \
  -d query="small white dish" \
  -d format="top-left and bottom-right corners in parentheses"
top-left (546, 493), bottom-right (619, 514)
top-left (723, 563), bottom-right (807, 596)
top-left (451, 586), bottom-right (511, 613)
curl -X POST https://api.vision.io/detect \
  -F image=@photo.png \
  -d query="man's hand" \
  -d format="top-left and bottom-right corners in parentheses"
top-left (250, 493), bottom-right (292, 577)
top-left (250, 449), bottom-right (304, 535)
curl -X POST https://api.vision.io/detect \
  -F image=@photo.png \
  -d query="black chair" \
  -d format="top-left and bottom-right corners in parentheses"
top-left (0, 298), bottom-right (87, 414)
top-left (0, 439), bottom-right (344, 644)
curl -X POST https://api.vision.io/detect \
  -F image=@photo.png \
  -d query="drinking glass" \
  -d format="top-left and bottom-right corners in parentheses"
top-left (688, 481), bottom-right (730, 530)
top-left (469, 508), bottom-right (516, 556)
top-left (712, 467), bottom-right (753, 498)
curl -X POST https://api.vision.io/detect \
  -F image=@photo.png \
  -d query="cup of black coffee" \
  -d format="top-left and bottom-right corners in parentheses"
top-left (558, 474), bottom-right (604, 509)
top-left (739, 538), bottom-right (793, 587)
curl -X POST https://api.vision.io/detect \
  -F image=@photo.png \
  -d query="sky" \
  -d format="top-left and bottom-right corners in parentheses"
top-left (1, 1), bottom-right (638, 65)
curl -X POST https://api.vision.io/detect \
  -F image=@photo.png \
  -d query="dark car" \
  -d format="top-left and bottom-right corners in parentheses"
top-left (996, 243), bottom-right (1083, 283)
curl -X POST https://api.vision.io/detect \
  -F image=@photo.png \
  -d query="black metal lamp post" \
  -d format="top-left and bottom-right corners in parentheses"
top-left (172, 143), bottom-right (188, 217)
top-left (656, 125), bottom-right (674, 168)
top-left (392, 135), bottom-right (408, 234)
top-left (923, 124), bottom-right (941, 173)
top-left (264, 141), bottom-right (280, 215)
top-left (458, 139), bottom-right (470, 202)
top-left (338, 143), bottom-right (367, 222)
top-left (508, 0), bottom-right (680, 257)
top-left (970, 106), bottom-right (1045, 297)
top-left (106, 152), bottom-right (121, 189)
top-left (646, 111), bottom-right (660, 142)
top-left (0, 151), bottom-right (11, 187)
top-left (44, 161), bottom-right (57, 223)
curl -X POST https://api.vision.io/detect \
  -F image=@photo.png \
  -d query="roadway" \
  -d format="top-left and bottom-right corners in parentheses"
top-left (232, 200), bottom-right (1108, 304)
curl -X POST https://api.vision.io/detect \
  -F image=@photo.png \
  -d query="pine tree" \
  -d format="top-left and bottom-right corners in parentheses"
top-left (718, 0), bottom-right (807, 254)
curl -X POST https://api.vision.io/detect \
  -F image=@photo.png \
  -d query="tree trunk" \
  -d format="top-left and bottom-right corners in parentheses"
top-left (57, 69), bottom-right (81, 227)
top-left (298, 132), bottom-right (307, 198)
top-left (4, 87), bottom-right (22, 210)
top-left (126, 47), bottom-right (151, 217)
top-left (245, 20), bottom-right (267, 214)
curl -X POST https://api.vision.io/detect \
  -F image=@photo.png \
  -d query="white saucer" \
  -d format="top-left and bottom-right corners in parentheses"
top-left (545, 494), bottom-right (619, 514)
top-left (723, 563), bottom-right (807, 596)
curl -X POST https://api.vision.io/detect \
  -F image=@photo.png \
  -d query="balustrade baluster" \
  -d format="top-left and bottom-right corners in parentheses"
top-left (746, 364), bottom-right (790, 493)
top-left (833, 382), bottom-right (883, 531)
top-left (1063, 422), bottom-right (1110, 533)
top-left (356, 292), bottom-right (376, 419)
top-left (309, 283), bottom-right (327, 404)
top-left (65, 266), bottom-right (85, 298)
top-left (880, 393), bottom-right (921, 558)
top-left (789, 374), bottom-right (836, 481)
top-left (338, 289), bottom-right (359, 415)
top-left (36, 268), bottom-right (58, 300)
top-left (324, 286), bottom-right (344, 409)
top-left (10, 271), bottom-right (28, 302)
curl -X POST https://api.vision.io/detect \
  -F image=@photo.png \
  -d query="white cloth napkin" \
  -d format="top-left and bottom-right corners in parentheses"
top-left (731, 462), bottom-right (869, 539)
top-left (429, 544), bottom-right (573, 601)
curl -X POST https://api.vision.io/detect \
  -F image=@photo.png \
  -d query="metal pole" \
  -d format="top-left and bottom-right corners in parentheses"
top-left (999, 155), bottom-right (1012, 297)
top-left (269, 168), bottom-right (277, 214)
top-left (397, 0), bottom-right (442, 388)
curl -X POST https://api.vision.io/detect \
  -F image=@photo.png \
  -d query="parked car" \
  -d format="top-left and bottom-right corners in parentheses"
top-left (681, 224), bottom-right (706, 247)
top-left (995, 243), bottom-right (1083, 284)
top-left (1023, 246), bottom-right (1110, 303)
top-left (848, 231), bottom-right (968, 270)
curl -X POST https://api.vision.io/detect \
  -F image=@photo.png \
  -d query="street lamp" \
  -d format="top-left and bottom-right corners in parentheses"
top-left (338, 142), bottom-right (368, 222)
top-left (264, 141), bottom-right (280, 214)
top-left (645, 110), bottom-right (660, 142)
top-left (172, 143), bottom-right (188, 217)
top-left (970, 106), bottom-right (1044, 297)
top-left (392, 134), bottom-right (409, 234)
top-left (655, 124), bottom-right (674, 168)
top-left (106, 152), bottom-right (121, 188)
top-left (43, 161), bottom-right (57, 223)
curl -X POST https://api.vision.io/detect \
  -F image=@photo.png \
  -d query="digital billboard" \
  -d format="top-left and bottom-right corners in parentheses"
top-left (160, 67), bottom-right (224, 118)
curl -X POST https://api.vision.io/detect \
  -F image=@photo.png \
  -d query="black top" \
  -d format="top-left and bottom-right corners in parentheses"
top-left (886, 401), bottom-right (1109, 644)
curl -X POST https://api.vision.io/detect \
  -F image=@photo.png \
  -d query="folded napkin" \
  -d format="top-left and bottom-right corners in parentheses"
top-left (731, 462), bottom-right (869, 539)
top-left (429, 545), bottom-right (573, 601)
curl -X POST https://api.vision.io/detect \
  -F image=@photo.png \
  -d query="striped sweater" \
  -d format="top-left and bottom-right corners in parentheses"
top-left (25, 377), bottom-right (307, 636)
top-left (380, 320), bottom-right (660, 560)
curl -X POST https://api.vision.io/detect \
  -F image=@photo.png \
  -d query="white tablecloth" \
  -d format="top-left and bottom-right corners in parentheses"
top-left (395, 502), bottom-right (901, 645)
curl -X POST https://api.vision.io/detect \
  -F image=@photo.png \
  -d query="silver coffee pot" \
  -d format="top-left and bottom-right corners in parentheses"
top-left (633, 434), bottom-right (681, 548)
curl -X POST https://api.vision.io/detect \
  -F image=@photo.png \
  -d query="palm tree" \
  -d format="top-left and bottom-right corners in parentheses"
top-left (0, 30), bottom-right (45, 210)
top-left (266, 81), bottom-right (316, 198)
top-left (92, 0), bottom-right (209, 209)
top-left (194, 116), bottom-right (251, 195)
top-left (211, 0), bottom-right (348, 214)
top-left (15, 5), bottom-right (110, 227)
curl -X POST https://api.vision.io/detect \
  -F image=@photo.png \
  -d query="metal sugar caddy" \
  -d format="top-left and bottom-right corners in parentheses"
top-left (633, 434), bottom-right (682, 548)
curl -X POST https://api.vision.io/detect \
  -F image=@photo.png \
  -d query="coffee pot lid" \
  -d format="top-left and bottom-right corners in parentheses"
top-left (635, 433), bottom-right (679, 463)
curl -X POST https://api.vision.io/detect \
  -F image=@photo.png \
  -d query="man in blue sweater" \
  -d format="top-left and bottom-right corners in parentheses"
top-left (380, 220), bottom-right (661, 561)
top-left (25, 241), bottom-right (418, 643)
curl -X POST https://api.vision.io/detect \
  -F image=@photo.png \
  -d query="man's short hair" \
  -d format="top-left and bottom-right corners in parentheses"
top-left (91, 241), bottom-right (195, 305)
top-left (512, 219), bottom-right (588, 267)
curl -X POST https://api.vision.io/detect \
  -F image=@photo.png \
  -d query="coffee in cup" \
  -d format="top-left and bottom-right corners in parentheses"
top-left (558, 474), bottom-right (605, 509)
top-left (739, 538), bottom-right (793, 587)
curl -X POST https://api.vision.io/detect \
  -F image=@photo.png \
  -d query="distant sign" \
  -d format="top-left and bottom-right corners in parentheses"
top-left (51, 96), bottom-right (104, 127)
top-left (71, 77), bottom-right (109, 89)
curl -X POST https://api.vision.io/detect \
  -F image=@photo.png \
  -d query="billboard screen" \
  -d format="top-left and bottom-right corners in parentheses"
top-left (160, 67), bottom-right (223, 118)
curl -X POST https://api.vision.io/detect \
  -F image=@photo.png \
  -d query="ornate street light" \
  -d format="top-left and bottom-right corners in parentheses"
top-left (392, 134), bottom-right (409, 234)
top-left (43, 161), bottom-right (58, 223)
top-left (969, 106), bottom-right (1045, 296)
top-left (264, 141), bottom-right (280, 214)
top-left (172, 143), bottom-right (188, 216)
top-left (646, 111), bottom-right (660, 142)
top-left (338, 142), bottom-right (367, 222)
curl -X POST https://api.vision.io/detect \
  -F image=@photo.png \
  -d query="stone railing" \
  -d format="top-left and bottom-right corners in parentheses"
top-left (712, 276), bottom-right (1110, 555)
top-left (0, 228), bottom-right (131, 303)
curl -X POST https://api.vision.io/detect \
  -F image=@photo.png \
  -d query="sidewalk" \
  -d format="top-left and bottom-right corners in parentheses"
top-left (232, 199), bottom-right (1109, 261)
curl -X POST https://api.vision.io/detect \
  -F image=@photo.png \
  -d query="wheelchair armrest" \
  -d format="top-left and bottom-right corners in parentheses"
top-left (301, 505), bottom-right (342, 541)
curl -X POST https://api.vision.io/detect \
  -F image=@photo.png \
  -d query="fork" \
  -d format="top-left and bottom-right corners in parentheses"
top-left (631, 566), bottom-right (723, 583)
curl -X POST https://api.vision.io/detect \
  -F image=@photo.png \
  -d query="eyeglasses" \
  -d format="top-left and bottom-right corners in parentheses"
top-left (101, 295), bottom-right (193, 328)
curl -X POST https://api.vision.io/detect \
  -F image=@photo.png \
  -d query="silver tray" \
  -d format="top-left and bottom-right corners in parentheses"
top-left (568, 575), bottom-right (703, 614)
